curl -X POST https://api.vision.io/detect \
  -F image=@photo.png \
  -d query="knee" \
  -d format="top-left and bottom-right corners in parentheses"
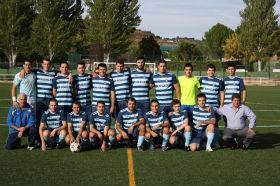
top-left (169, 136), bottom-right (175, 145)
top-left (82, 131), bottom-right (89, 139)
top-left (145, 133), bottom-right (151, 140)
top-left (222, 135), bottom-right (232, 141)
top-left (108, 129), bottom-right (115, 137)
top-left (43, 130), bottom-right (50, 138)
top-left (163, 127), bottom-right (169, 134)
top-left (59, 129), bottom-right (67, 137)
top-left (190, 143), bottom-right (198, 151)
top-left (116, 134), bottom-right (122, 141)
top-left (65, 135), bottom-right (70, 144)
top-left (185, 125), bottom-right (192, 132)
top-left (207, 124), bottom-right (215, 132)
top-left (89, 132), bottom-right (95, 139)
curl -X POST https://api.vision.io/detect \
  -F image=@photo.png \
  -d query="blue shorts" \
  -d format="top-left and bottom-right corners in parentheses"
top-left (159, 105), bottom-right (173, 116)
top-left (80, 105), bottom-right (92, 118)
top-left (181, 105), bottom-right (195, 111)
top-left (114, 100), bottom-right (127, 118)
top-left (116, 126), bottom-right (139, 140)
top-left (190, 129), bottom-right (207, 144)
top-left (136, 101), bottom-right (150, 116)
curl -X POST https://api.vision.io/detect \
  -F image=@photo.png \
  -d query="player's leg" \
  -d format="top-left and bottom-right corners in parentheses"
top-left (81, 130), bottom-right (89, 147)
top-left (26, 126), bottom-right (36, 149)
top-left (161, 127), bottom-right (170, 151)
top-left (189, 130), bottom-right (202, 151)
top-left (5, 133), bottom-right (20, 150)
top-left (108, 129), bottom-right (116, 149)
top-left (56, 129), bottom-right (67, 149)
top-left (145, 132), bottom-right (154, 150)
top-left (184, 125), bottom-right (192, 150)
top-left (43, 129), bottom-right (55, 148)
top-left (213, 113), bottom-right (221, 148)
top-left (169, 135), bottom-right (178, 147)
top-left (137, 124), bottom-right (145, 151)
top-left (89, 131), bottom-right (97, 147)
top-left (65, 134), bottom-right (71, 145)
top-left (222, 128), bottom-right (235, 149)
top-left (206, 124), bottom-right (215, 152)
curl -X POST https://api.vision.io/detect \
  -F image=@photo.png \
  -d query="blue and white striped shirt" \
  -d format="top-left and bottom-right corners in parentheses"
top-left (110, 70), bottom-right (131, 102)
top-left (151, 72), bottom-right (177, 106)
top-left (224, 76), bottom-right (245, 104)
top-left (74, 74), bottom-right (92, 106)
top-left (131, 69), bottom-right (153, 102)
top-left (67, 111), bottom-right (88, 132)
top-left (170, 110), bottom-right (188, 135)
top-left (40, 109), bottom-right (66, 129)
top-left (91, 76), bottom-right (114, 107)
top-left (190, 106), bottom-right (215, 130)
top-left (35, 69), bottom-right (58, 100)
top-left (199, 76), bottom-right (224, 107)
top-left (53, 75), bottom-right (73, 106)
top-left (144, 111), bottom-right (168, 131)
top-left (117, 108), bottom-right (144, 130)
top-left (89, 111), bottom-right (111, 133)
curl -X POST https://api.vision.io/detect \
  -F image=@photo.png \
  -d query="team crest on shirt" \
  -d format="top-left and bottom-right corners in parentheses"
top-left (134, 115), bottom-right (137, 118)
top-left (181, 116), bottom-right (183, 120)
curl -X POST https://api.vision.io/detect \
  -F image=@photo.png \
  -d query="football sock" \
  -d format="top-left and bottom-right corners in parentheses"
top-left (108, 136), bottom-right (115, 145)
top-left (89, 138), bottom-right (96, 145)
top-left (57, 135), bottom-right (65, 143)
top-left (234, 137), bottom-right (239, 144)
top-left (150, 138), bottom-right (154, 145)
top-left (137, 136), bottom-right (145, 147)
top-left (123, 139), bottom-right (128, 145)
top-left (206, 132), bottom-right (215, 148)
top-left (81, 138), bottom-right (88, 145)
top-left (214, 128), bottom-right (220, 145)
top-left (185, 132), bottom-right (192, 147)
top-left (162, 134), bottom-right (169, 147)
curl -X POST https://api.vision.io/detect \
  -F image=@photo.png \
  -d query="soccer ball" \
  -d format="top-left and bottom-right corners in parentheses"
top-left (70, 142), bottom-right (81, 152)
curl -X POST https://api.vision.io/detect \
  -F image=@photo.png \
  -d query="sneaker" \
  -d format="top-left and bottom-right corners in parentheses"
top-left (184, 146), bottom-right (190, 152)
top-left (149, 144), bottom-right (155, 150)
top-left (27, 146), bottom-right (35, 151)
top-left (206, 146), bottom-right (214, 152)
top-left (56, 143), bottom-right (61, 149)
top-left (155, 144), bottom-right (162, 148)
top-left (108, 144), bottom-right (112, 150)
top-left (242, 144), bottom-right (248, 151)
top-left (137, 146), bottom-right (144, 152)
top-left (161, 146), bottom-right (168, 151)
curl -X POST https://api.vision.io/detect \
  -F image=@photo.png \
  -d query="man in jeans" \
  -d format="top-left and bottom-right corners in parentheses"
top-left (212, 94), bottom-right (256, 150)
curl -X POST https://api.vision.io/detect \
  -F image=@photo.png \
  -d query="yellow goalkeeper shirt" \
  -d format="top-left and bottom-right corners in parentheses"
top-left (178, 76), bottom-right (201, 105)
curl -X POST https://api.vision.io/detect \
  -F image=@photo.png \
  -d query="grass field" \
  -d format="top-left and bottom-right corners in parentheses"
top-left (0, 83), bottom-right (280, 186)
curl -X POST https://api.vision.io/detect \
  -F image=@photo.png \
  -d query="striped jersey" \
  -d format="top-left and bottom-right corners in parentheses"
top-left (91, 76), bottom-right (114, 107)
top-left (144, 111), bottom-right (168, 131)
top-left (117, 108), bottom-right (144, 130)
top-left (89, 111), bottom-right (111, 133)
top-left (224, 76), bottom-right (245, 104)
top-left (170, 110), bottom-right (188, 135)
top-left (190, 106), bottom-right (215, 130)
top-left (35, 69), bottom-right (58, 100)
top-left (53, 75), bottom-right (74, 106)
top-left (67, 111), bottom-right (88, 132)
top-left (40, 109), bottom-right (66, 129)
top-left (151, 72), bottom-right (177, 106)
top-left (74, 74), bottom-right (92, 106)
top-left (110, 70), bottom-right (131, 102)
top-left (130, 69), bottom-right (153, 102)
top-left (199, 76), bottom-right (224, 107)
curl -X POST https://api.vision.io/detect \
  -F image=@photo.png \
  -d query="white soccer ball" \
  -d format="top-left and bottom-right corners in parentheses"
top-left (70, 142), bottom-right (81, 152)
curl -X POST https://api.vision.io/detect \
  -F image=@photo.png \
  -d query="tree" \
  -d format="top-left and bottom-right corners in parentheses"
top-left (239, 0), bottom-right (279, 71)
top-left (138, 36), bottom-right (161, 61)
top-left (85, 0), bottom-right (141, 62)
top-left (31, 0), bottom-right (83, 61)
top-left (0, 0), bottom-right (35, 67)
top-left (201, 23), bottom-right (233, 60)
top-left (222, 33), bottom-right (244, 59)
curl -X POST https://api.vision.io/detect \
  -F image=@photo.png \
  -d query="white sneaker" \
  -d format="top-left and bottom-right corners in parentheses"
top-left (206, 146), bottom-right (214, 152)
top-left (27, 146), bottom-right (35, 151)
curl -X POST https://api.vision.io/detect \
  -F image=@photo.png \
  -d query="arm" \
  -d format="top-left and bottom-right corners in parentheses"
top-left (128, 118), bottom-right (145, 134)
top-left (173, 83), bottom-right (181, 100)
top-left (220, 91), bottom-right (225, 107)
top-left (39, 123), bottom-right (46, 151)
top-left (195, 118), bottom-right (216, 129)
top-left (116, 123), bottom-right (128, 139)
top-left (73, 88), bottom-right (78, 100)
top-left (67, 123), bottom-right (75, 143)
top-left (152, 120), bottom-right (170, 131)
top-left (171, 119), bottom-right (189, 136)
top-left (245, 106), bottom-right (256, 129)
top-left (242, 89), bottom-right (247, 104)
top-left (89, 124), bottom-right (102, 139)
top-left (11, 84), bottom-right (18, 107)
top-left (52, 88), bottom-right (56, 97)
top-left (110, 91), bottom-right (115, 114)
top-left (50, 121), bottom-right (67, 137)
top-left (212, 106), bottom-right (224, 116)
top-left (76, 121), bottom-right (87, 141)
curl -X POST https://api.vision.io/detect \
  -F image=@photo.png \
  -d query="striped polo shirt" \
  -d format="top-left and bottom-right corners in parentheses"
top-left (170, 110), bottom-right (188, 135)
top-left (199, 76), bottom-right (224, 107)
top-left (130, 69), bottom-right (153, 102)
top-left (110, 70), bottom-right (131, 102)
top-left (67, 111), bottom-right (88, 132)
top-left (53, 75), bottom-right (73, 106)
top-left (191, 106), bottom-right (215, 130)
top-left (74, 74), bottom-right (92, 106)
top-left (40, 109), bottom-right (66, 129)
top-left (35, 69), bottom-right (58, 100)
top-left (224, 76), bottom-right (245, 104)
top-left (91, 76), bottom-right (114, 107)
top-left (117, 108), bottom-right (144, 130)
top-left (144, 111), bottom-right (168, 131)
top-left (151, 72), bottom-right (178, 106)
top-left (89, 111), bottom-right (111, 133)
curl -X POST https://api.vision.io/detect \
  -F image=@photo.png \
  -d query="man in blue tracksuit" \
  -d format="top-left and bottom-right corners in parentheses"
top-left (6, 93), bottom-right (36, 150)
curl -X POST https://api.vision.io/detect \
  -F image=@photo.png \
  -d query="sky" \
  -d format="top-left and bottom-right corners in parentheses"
top-left (137, 0), bottom-right (280, 40)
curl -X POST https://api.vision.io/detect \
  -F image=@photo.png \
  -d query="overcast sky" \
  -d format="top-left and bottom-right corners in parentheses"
top-left (137, 0), bottom-right (280, 40)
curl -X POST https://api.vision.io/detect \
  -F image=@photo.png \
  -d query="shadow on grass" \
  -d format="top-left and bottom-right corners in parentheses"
top-left (251, 132), bottom-right (280, 149)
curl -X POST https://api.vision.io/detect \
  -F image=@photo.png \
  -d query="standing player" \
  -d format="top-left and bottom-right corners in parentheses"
top-left (199, 64), bottom-right (224, 148)
top-left (189, 93), bottom-right (216, 152)
top-left (144, 99), bottom-right (170, 151)
top-left (150, 60), bottom-right (180, 114)
top-left (39, 99), bottom-right (67, 151)
top-left (130, 56), bottom-right (153, 115)
top-left (89, 101), bottom-right (116, 152)
top-left (116, 97), bottom-right (145, 151)
top-left (169, 99), bottom-right (192, 151)
top-left (65, 102), bottom-right (89, 149)
top-left (92, 63), bottom-right (115, 115)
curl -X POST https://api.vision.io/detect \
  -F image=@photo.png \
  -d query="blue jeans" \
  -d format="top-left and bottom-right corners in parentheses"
top-left (5, 126), bottom-right (36, 149)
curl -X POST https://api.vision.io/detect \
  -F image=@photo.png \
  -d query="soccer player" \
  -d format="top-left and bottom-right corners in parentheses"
top-left (110, 60), bottom-right (131, 117)
top-left (144, 99), bottom-right (170, 151)
top-left (53, 62), bottom-right (74, 116)
top-left (150, 60), bottom-right (180, 114)
top-left (199, 64), bottom-right (224, 148)
top-left (73, 61), bottom-right (92, 117)
top-left (169, 99), bottom-right (192, 151)
top-left (65, 102), bottom-right (89, 149)
top-left (189, 93), bottom-right (216, 152)
top-left (89, 101), bottom-right (116, 152)
top-left (39, 99), bottom-right (67, 151)
top-left (116, 97), bottom-right (145, 151)
top-left (92, 63), bottom-right (115, 115)
top-left (130, 56), bottom-right (153, 115)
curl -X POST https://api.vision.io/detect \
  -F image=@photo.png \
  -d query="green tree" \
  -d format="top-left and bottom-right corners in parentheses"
top-left (0, 0), bottom-right (35, 67)
top-left (85, 0), bottom-right (141, 62)
top-left (239, 0), bottom-right (279, 71)
top-left (222, 33), bottom-right (244, 59)
top-left (138, 36), bottom-right (161, 61)
top-left (201, 23), bottom-right (233, 60)
top-left (170, 40), bottom-right (202, 61)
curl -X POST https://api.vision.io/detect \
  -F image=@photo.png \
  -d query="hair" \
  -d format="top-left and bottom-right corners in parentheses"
top-left (227, 63), bottom-right (236, 69)
top-left (49, 98), bottom-right (58, 105)
top-left (72, 101), bottom-right (81, 107)
top-left (158, 59), bottom-right (167, 66)
top-left (184, 63), bottom-right (193, 70)
top-left (60, 61), bottom-right (69, 68)
top-left (24, 60), bottom-right (32, 65)
top-left (18, 93), bottom-right (27, 100)
top-left (231, 94), bottom-right (241, 101)
top-left (127, 97), bottom-right (136, 104)
top-left (77, 61), bottom-right (85, 67)
top-left (42, 58), bottom-right (51, 63)
top-left (116, 59), bottom-right (124, 65)
top-left (136, 56), bottom-right (146, 63)
top-left (207, 64), bottom-right (216, 71)
top-left (151, 99), bottom-right (159, 105)
top-left (98, 63), bottom-right (107, 69)
top-left (197, 93), bottom-right (206, 100)
top-left (171, 99), bottom-right (181, 106)
top-left (97, 101), bottom-right (105, 106)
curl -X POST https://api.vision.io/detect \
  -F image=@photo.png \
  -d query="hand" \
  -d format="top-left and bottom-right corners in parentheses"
top-left (248, 128), bottom-right (256, 135)
top-left (128, 125), bottom-right (134, 134)
top-left (151, 131), bottom-right (159, 138)
top-left (75, 136), bottom-right (80, 143)
top-left (19, 127), bottom-right (25, 132)
top-left (206, 106), bottom-right (212, 112)
top-left (169, 128), bottom-right (173, 133)
top-left (67, 73), bottom-right (73, 84)
top-left (110, 106), bottom-right (114, 114)
top-left (219, 104), bottom-right (223, 108)
top-left (97, 131), bottom-right (103, 140)
top-left (195, 121), bottom-right (203, 129)
top-left (242, 100), bottom-right (246, 105)
top-left (168, 112), bottom-right (172, 117)
top-left (171, 130), bottom-right (177, 136)
top-left (92, 72), bottom-right (98, 78)
top-left (152, 124), bottom-right (161, 131)
top-left (17, 131), bottom-right (23, 138)
top-left (41, 142), bottom-right (46, 151)
top-left (13, 101), bottom-right (18, 108)
top-left (50, 129), bottom-right (57, 137)
top-left (101, 141), bottom-right (106, 152)
top-left (19, 69), bottom-right (25, 79)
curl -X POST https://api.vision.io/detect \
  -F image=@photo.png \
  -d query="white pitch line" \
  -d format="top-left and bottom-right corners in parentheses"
top-left (0, 99), bottom-right (11, 101)
top-left (0, 107), bottom-right (10, 108)
top-left (247, 102), bottom-right (280, 106)
top-left (254, 110), bottom-right (280, 112)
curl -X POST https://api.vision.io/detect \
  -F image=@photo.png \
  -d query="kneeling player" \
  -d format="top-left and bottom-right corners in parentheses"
top-left (116, 97), bottom-right (145, 151)
top-left (39, 99), bottom-right (67, 151)
top-left (89, 101), bottom-right (115, 152)
top-left (144, 99), bottom-right (170, 151)
top-left (189, 93), bottom-right (216, 152)
top-left (65, 102), bottom-right (89, 149)
top-left (169, 99), bottom-right (192, 151)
